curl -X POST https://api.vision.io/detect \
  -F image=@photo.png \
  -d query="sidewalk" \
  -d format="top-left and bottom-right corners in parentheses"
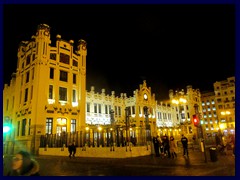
top-left (35, 148), bottom-right (235, 167)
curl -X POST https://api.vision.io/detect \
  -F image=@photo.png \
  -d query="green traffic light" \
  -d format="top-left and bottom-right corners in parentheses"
top-left (3, 126), bottom-right (11, 133)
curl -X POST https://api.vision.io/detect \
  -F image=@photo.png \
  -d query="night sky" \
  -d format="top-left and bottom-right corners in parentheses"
top-left (3, 4), bottom-right (235, 100)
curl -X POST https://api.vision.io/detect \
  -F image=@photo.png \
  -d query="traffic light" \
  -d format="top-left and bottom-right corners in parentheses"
top-left (3, 123), bottom-right (11, 134)
top-left (193, 114), bottom-right (200, 127)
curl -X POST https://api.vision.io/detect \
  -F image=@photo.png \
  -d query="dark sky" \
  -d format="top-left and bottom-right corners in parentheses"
top-left (3, 4), bottom-right (235, 100)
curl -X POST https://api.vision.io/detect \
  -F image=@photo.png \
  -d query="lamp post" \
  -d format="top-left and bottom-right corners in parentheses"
top-left (110, 109), bottom-right (115, 149)
top-left (194, 104), bottom-right (207, 163)
top-left (125, 107), bottom-right (130, 151)
top-left (143, 106), bottom-right (150, 150)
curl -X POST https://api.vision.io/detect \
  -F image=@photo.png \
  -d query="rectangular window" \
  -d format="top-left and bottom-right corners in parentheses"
top-left (26, 55), bottom-right (31, 65)
top-left (50, 53), bottom-right (56, 60)
top-left (32, 54), bottom-right (35, 61)
top-left (31, 86), bottom-right (33, 100)
top-left (131, 106), bottom-right (135, 115)
top-left (46, 118), bottom-right (53, 134)
top-left (60, 53), bottom-right (70, 64)
top-left (32, 68), bottom-right (34, 80)
top-left (26, 71), bottom-right (30, 83)
top-left (60, 70), bottom-right (68, 82)
top-left (59, 87), bottom-right (67, 101)
top-left (24, 88), bottom-right (28, 102)
top-left (49, 85), bottom-right (53, 99)
top-left (159, 112), bottom-right (162, 120)
top-left (71, 119), bottom-right (76, 133)
top-left (72, 89), bottom-right (76, 102)
top-left (118, 106), bottom-right (121, 116)
top-left (28, 119), bottom-right (31, 135)
top-left (50, 68), bottom-right (54, 79)
top-left (105, 105), bottom-right (108, 114)
top-left (73, 74), bottom-right (76, 84)
top-left (98, 104), bottom-right (101, 113)
top-left (17, 121), bottom-right (20, 136)
top-left (22, 119), bottom-right (26, 136)
top-left (87, 103), bottom-right (90, 112)
top-left (109, 105), bottom-right (111, 114)
top-left (181, 113), bottom-right (185, 119)
top-left (73, 60), bottom-right (78, 67)
top-left (94, 103), bottom-right (97, 113)
top-left (115, 106), bottom-right (118, 116)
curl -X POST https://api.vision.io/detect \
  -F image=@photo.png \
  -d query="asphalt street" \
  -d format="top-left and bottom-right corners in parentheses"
top-left (3, 148), bottom-right (235, 176)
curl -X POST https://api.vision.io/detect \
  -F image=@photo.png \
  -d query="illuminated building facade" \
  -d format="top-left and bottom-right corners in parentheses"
top-left (3, 24), bottom-right (87, 154)
top-left (213, 76), bottom-right (235, 135)
top-left (201, 91), bottom-right (219, 136)
top-left (4, 24), bottom-right (233, 155)
top-left (169, 86), bottom-right (203, 139)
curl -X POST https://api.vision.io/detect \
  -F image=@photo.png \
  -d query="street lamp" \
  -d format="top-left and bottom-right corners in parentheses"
top-left (125, 107), bottom-right (130, 151)
top-left (143, 106), bottom-right (151, 150)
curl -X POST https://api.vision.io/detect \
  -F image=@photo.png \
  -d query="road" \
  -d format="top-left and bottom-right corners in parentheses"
top-left (3, 149), bottom-right (235, 176)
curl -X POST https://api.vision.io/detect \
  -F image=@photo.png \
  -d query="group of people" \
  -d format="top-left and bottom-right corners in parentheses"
top-left (153, 134), bottom-right (189, 158)
top-left (215, 133), bottom-right (235, 156)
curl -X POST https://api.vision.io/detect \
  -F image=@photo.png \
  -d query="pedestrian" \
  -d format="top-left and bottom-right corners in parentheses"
top-left (68, 142), bottom-right (77, 158)
top-left (169, 136), bottom-right (177, 159)
top-left (215, 134), bottom-right (221, 146)
top-left (162, 135), bottom-right (171, 158)
top-left (181, 134), bottom-right (189, 157)
top-left (229, 135), bottom-right (235, 156)
top-left (7, 150), bottom-right (40, 176)
top-left (152, 135), bottom-right (160, 157)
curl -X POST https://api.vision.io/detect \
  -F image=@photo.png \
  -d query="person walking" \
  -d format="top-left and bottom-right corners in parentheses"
top-left (169, 136), bottom-right (177, 159)
top-left (68, 142), bottom-right (77, 158)
top-left (181, 134), bottom-right (189, 157)
top-left (152, 135), bottom-right (160, 157)
top-left (7, 150), bottom-right (40, 176)
top-left (162, 135), bottom-right (171, 158)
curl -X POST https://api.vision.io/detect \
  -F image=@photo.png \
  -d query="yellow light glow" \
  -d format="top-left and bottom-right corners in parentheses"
top-left (219, 124), bottom-right (225, 130)
top-left (172, 99), bottom-right (179, 104)
top-left (221, 111), bottom-right (231, 115)
top-left (179, 98), bottom-right (187, 103)
top-left (98, 126), bottom-right (102, 131)
top-left (129, 128), bottom-right (132, 131)
top-left (85, 127), bottom-right (89, 131)
top-left (110, 128), bottom-right (113, 131)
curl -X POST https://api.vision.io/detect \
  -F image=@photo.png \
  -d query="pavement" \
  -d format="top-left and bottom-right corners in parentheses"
top-left (3, 148), bottom-right (235, 176)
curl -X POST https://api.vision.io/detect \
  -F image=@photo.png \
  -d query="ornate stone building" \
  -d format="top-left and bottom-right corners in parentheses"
top-left (3, 24), bottom-right (208, 154)
top-left (3, 24), bottom-right (87, 154)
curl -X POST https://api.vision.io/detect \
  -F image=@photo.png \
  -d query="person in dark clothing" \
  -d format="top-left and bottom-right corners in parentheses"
top-left (181, 134), bottom-right (188, 156)
top-left (152, 136), bottom-right (160, 157)
top-left (7, 150), bottom-right (40, 176)
top-left (68, 142), bottom-right (77, 158)
top-left (162, 135), bottom-right (171, 158)
top-left (215, 134), bottom-right (221, 146)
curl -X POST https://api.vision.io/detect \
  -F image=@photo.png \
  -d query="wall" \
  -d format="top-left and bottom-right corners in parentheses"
top-left (39, 145), bottom-right (152, 158)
